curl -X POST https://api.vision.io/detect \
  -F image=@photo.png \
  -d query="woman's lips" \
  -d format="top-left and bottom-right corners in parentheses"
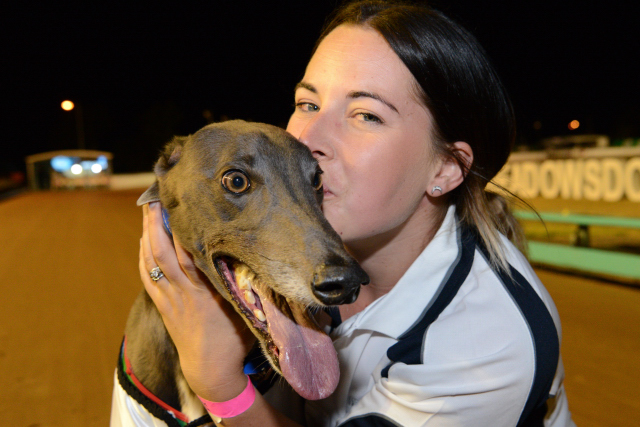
top-left (320, 187), bottom-right (333, 213)
top-left (322, 182), bottom-right (335, 197)
top-left (323, 188), bottom-right (335, 199)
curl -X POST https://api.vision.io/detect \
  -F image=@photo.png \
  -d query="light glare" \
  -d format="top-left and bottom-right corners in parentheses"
top-left (568, 120), bottom-right (580, 130)
top-left (61, 100), bottom-right (75, 111)
top-left (91, 163), bottom-right (102, 173)
top-left (70, 164), bottom-right (83, 175)
top-left (51, 156), bottom-right (73, 172)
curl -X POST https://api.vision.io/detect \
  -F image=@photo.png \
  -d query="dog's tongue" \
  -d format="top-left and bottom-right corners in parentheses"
top-left (260, 296), bottom-right (339, 400)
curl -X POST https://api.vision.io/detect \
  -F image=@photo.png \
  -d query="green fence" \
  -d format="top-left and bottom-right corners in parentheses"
top-left (514, 210), bottom-right (640, 283)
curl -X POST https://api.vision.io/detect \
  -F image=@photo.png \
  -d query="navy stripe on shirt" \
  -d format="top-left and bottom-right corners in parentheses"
top-left (339, 413), bottom-right (402, 427)
top-left (381, 223), bottom-right (475, 378)
top-left (375, 224), bottom-right (558, 427)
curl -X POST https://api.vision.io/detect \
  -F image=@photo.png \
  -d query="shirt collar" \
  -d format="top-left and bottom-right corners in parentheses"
top-left (333, 205), bottom-right (462, 339)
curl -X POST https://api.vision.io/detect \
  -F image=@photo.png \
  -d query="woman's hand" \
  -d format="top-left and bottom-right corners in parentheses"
top-left (139, 202), bottom-right (256, 401)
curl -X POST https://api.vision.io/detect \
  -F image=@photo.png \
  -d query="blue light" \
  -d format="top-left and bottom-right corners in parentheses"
top-left (50, 156), bottom-right (74, 172)
top-left (97, 155), bottom-right (108, 169)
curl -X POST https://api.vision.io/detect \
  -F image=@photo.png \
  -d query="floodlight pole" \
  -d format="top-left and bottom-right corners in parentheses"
top-left (61, 100), bottom-right (86, 150)
top-left (75, 104), bottom-right (86, 150)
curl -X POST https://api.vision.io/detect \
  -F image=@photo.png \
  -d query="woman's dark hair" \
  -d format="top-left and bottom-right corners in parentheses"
top-left (315, 0), bottom-right (524, 268)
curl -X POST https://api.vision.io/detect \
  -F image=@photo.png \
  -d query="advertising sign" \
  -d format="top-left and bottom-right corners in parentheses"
top-left (493, 141), bottom-right (640, 202)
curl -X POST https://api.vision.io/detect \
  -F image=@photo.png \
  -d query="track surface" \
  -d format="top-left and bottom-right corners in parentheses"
top-left (1, 190), bottom-right (638, 426)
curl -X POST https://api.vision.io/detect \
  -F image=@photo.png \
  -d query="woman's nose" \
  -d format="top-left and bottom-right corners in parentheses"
top-left (291, 113), bottom-right (334, 161)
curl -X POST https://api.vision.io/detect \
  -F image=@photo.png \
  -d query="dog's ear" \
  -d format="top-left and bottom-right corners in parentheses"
top-left (136, 136), bottom-right (187, 207)
top-left (154, 135), bottom-right (187, 177)
top-left (137, 181), bottom-right (160, 206)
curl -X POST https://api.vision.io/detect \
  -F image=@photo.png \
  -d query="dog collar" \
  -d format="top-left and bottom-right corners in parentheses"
top-left (161, 207), bottom-right (173, 238)
top-left (118, 337), bottom-right (210, 426)
top-left (117, 337), bottom-right (276, 426)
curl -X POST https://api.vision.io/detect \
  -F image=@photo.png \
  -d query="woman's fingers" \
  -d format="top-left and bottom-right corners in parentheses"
top-left (146, 202), bottom-right (185, 283)
top-left (139, 241), bottom-right (166, 308)
top-left (141, 202), bottom-right (213, 307)
top-left (140, 204), bottom-right (156, 274)
top-left (174, 234), bottom-right (212, 288)
top-left (140, 202), bottom-right (185, 316)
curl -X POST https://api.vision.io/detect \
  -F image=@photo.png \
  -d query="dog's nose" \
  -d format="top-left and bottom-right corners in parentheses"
top-left (312, 264), bottom-right (369, 305)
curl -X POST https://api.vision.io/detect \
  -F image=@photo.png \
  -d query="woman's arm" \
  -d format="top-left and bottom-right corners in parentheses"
top-left (139, 202), bottom-right (302, 426)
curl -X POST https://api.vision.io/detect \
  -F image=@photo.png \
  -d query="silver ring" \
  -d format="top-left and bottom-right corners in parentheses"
top-left (150, 267), bottom-right (164, 281)
top-left (432, 186), bottom-right (443, 195)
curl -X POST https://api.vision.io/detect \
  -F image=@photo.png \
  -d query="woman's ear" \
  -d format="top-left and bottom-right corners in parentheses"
top-left (428, 141), bottom-right (473, 197)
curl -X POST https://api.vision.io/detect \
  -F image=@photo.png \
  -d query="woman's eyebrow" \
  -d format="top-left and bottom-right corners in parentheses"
top-left (348, 90), bottom-right (399, 114)
top-left (294, 83), bottom-right (399, 114)
top-left (294, 81), bottom-right (317, 93)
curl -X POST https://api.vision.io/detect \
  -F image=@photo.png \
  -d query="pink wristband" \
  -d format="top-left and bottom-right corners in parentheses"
top-left (198, 375), bottom-right (255, 419)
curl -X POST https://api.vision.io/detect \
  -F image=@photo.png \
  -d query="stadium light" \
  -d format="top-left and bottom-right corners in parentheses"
top-left (61, 100), bottom-right (75, 111)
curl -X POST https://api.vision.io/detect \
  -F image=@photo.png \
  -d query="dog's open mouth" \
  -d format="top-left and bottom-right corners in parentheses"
top-left (215, 257), bottom-right (339, 400)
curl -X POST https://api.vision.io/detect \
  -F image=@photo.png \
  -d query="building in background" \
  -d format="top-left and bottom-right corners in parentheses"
top-left (25, 150), bottom-right (113, 190)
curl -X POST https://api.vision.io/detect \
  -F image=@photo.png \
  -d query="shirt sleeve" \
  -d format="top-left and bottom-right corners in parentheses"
top-left (110, 370), bottom-right (171, 427)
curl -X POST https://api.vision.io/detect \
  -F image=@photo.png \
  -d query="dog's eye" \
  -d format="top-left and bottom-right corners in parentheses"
top-left (222, 170), bottom-right (250, 194)
top-left (313, 170), bottom-right (323, 191)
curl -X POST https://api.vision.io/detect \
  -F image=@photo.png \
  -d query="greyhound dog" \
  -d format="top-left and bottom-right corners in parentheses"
top-left (119, 120), bottom-right (369, 423)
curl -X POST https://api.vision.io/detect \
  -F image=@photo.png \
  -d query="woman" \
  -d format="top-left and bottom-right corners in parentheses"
top-left (114, 1), bottom-right (575, 426)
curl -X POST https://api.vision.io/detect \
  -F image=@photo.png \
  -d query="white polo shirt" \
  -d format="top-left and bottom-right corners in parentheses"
top-left (111, 205), bottom-right (576, 427)
top-left (304, 205), bottom-right (575, 427)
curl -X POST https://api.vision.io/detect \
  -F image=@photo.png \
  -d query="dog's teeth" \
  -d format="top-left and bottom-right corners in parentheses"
top-left (235, 264), bottom-right (249, 279)
top-left (244, 290), bottom-right (256, 305)
top-left (235, 264), bottom-right (258, 292)
top-left (238, 277), bottom-right (252, 291)
top-left (253, 309), bottom-right (266, 322)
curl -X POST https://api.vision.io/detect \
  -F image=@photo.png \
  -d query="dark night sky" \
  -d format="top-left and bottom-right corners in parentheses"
top-left (2, 1), bottom-right (639, 174)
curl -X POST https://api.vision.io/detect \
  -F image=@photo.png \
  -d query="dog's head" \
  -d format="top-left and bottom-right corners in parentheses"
top-left (138, 120), bottom-right (369, 400)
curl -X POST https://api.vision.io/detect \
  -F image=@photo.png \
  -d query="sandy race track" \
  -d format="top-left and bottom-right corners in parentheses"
top-left (0, 190), bottom-right (638, 426)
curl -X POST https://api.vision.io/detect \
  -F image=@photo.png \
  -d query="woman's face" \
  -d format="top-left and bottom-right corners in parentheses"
top-left (286, 25), bottom-right (439, 249)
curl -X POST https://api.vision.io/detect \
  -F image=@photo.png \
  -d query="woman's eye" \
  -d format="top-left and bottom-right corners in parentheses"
top-left (222, 170), bottom-right (250, 194)
top-left (356, 112), bottom-right (383, 124)
top-left (295, 102), bottom-right (319, 113)
top-left (313, 169), bottom-right (323, 191)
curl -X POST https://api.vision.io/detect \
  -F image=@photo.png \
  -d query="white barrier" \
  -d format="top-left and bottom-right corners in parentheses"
top-left (109, 173), bottom-right (156, 190)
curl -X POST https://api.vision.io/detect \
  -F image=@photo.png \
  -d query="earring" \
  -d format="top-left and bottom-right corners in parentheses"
top-left (431, 186), bottom-right (442, 195)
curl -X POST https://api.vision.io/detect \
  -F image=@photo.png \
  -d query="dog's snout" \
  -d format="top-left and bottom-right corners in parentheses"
top-left (312, 264), bottom-right (369, 305)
